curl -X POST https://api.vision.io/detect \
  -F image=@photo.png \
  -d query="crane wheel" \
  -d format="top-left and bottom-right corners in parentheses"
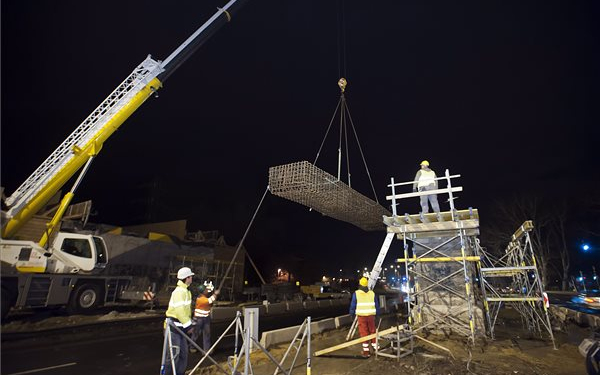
top-left (67, 284), bottom-right (101, 314)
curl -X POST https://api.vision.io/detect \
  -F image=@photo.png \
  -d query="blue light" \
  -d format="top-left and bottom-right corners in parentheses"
top-left (577, 276), bottom-right (584, 282)
top-left (594, 276), bottom-right (597, 281)
top-left (583, 244), bottom-right (590, 251)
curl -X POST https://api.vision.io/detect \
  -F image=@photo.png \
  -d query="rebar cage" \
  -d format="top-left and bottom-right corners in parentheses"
top-left (268, 161), bottom-right (390, 231)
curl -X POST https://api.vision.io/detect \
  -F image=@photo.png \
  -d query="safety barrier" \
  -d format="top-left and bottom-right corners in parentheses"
top-left (260, 316), bottom-right (338, 349)
top-left (286, 301), bottom-right (304, 312)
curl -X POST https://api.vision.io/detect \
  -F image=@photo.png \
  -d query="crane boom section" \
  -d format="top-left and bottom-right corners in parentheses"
top-left (2, 57), bottom-right (164, 238)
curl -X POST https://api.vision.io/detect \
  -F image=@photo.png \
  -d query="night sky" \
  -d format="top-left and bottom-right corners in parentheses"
top-left (2, 1), bottom-right (599, 283)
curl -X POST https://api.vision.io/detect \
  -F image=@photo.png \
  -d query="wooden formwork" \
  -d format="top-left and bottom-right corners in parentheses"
top-left (268, 161), bottom-right (390, 231)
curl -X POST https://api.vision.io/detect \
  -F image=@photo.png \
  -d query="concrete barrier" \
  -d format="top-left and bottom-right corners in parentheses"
top-left (335, 314), bottom-right (353, 329)
top-left (303, 301), bottom-right (319, 310)
top-left (311, 317), bottom-right (336, 332)
top-left (260, 316), bottom-right (340, 349)
top-left (550, 305), bottom-right (600, 329)
top-left (211, 307), bottom-right (239, 322)
top-left (266, 302), bottom-right (287, 315)
top-left (318, 300), bottom-right (333, 308)
top-left (286, 301), bottom-right (304, 311)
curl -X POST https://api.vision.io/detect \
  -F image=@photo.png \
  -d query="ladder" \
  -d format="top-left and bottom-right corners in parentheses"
top-left (367, 232), bottom-right (395, 289)
top-left (347, 232), bottom-right (395, 340)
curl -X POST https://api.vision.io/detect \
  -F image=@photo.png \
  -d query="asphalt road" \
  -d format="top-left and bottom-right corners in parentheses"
top-left (1, 305), bottom-right (348, 375)
top-left (547, 291), bottom-right (600, 315)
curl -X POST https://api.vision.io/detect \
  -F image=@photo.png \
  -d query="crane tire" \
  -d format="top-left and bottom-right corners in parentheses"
top-left (67, 283), bottom-right (101, 314)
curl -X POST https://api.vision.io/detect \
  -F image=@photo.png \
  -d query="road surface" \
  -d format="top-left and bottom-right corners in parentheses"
top-left (1, 305), bottom-right (347, 375)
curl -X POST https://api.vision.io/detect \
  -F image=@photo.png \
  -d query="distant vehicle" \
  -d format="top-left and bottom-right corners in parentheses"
top-left (571, 290), bottom-right (600, 310)
top-left (300, 284), bottom-right (349, 300)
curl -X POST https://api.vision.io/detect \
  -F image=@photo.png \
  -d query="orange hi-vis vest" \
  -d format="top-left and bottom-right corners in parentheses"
top-left (355, 289), bottom-right (376, 316)
top-left (194, 294), bottom-right (216, 318)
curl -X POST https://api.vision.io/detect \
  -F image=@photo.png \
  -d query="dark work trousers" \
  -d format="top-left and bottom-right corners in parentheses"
top-left (164, 326), bottom-right (189, 375)
top-left (193, 317), bottom-right (212, 352)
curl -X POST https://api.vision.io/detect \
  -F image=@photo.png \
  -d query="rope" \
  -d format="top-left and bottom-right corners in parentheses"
top-left (313, 98), bottom-right (342, 166)
top-left (343, 97), bottom-right (351, 186)
top-left (345, 101), bottom-right (379, 204)
top-left (217, 185), bottom-right (270, 292)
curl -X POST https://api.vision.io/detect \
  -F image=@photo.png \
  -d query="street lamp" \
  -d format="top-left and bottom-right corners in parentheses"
top-left (582, 244), bottom-right (590, 252)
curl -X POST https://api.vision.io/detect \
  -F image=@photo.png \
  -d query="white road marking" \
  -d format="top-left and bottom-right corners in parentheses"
top-left (7, 362), bottom-right (77, 375)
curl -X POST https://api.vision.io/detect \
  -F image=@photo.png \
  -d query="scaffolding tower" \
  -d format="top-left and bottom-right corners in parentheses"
top-left (384, 170), bottom-right (485, 344)
top-left (478, 221), bottom-right (556, 348)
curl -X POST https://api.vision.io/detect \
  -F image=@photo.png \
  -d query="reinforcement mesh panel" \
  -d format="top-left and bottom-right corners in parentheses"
top-left (268, 161), bottom-right (390, 231)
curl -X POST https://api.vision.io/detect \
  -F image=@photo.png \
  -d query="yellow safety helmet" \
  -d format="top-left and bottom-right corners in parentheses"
top-left (420, 160), bottom-right (430, 167)
top-left (359, 277), bottom-right (368, 287)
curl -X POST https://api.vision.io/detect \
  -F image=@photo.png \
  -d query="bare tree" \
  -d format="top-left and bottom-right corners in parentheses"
top-left (486, 195), bottom-right (555, 288)
top-left (551, 202), bottom-right (571, 291)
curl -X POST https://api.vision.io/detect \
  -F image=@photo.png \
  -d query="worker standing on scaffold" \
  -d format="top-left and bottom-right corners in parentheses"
top-left (413, 160), bottom-right (441, 215)
top-left (349, 277), bottom-right (380, 358)
top-left (164, 267), bottom-right (195, 375)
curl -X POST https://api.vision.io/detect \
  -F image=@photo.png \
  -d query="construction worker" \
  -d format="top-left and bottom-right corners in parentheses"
top-left (413, 160), bottom-right (441, 215)
top-left (164, 267), bottom-right (195, 375)
top-left (349, 277), bottom-right (380, 358)
top-left (191, 283), bottom-right (220, 353)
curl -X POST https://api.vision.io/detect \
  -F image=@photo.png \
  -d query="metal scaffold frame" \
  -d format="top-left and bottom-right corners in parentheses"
top-left (161, 312), bottom-right (313, 375)
top-left (385, 170), bottom-right (484, 344)
top-left (477, 221), bottom-right (556, 349)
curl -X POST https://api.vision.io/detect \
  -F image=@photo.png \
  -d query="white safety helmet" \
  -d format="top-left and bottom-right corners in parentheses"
top-left (177, 267), bottom-right (194, 280)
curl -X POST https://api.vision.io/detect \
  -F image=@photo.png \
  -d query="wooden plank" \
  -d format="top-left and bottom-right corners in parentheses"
top-left (386, 219), bottom-right (480, 234)
top-left (314, 325), bottom-right (406, 357)
top-left (510, 220), bottom-right (534, 243)
top-left (414, 335), bottom-right (455, 359)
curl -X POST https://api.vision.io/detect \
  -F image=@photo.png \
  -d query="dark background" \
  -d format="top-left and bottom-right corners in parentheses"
top-left (2, 0), bottom-right (599, 284)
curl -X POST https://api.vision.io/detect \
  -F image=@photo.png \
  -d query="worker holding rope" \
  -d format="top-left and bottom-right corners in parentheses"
top-left (349, 277), bottom-right (380, 358)
top-left (191, 282), bottom-right (220, 354)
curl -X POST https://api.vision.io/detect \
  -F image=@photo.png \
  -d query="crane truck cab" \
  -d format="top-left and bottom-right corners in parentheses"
top-left (1, 232), bottom-right (108, 274)
top-left (0, 232), bottom-right (111, 320)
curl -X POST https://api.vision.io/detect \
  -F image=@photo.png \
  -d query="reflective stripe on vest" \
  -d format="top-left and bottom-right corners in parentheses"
top-left (194, 295), bottom-right (215, 318)
top-left (194, 309), bottom-right (210, 318)
top-left (355, 290), bottom-right (376, 316)
top-left (417, 169), bottom-right (436, 188)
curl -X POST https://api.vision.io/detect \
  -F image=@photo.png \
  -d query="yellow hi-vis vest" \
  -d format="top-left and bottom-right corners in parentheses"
top-left (355, 289), bottom-right (376, 316)
top-left (166, 280), bottom-right (193, 328)
top-left (417, 169), bottom-right (436, 188)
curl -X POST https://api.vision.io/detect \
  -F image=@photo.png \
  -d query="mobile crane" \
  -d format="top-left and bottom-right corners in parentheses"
top-left (0, 0), bottom-right (249, 320)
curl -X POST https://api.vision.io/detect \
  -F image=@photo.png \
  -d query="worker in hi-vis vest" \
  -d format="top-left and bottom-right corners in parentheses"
top-left (413, 160), bottom-right (441, 214)
top-left (191, 283), bottom-right (220, 353)
top-left (349, 277), bottom-right (380, 357)
top-left (165, 267), bottom-right (195, 375)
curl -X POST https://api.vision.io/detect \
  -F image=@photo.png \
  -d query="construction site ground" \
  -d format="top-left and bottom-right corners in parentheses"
top-left (196, 308), bottom-right (588, 375)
